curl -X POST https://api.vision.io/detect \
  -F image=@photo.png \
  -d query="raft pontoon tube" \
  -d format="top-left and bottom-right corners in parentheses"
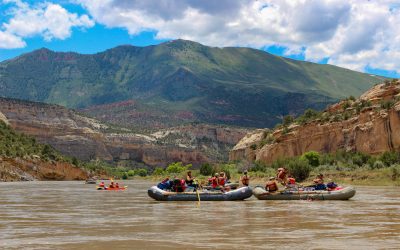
top-left (252, 186), bottom-right (356, 200)
top-left (148, 186), bottom-right (253, 201)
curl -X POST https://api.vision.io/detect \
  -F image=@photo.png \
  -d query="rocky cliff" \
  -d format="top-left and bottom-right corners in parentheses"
top-left (0, 98), bottom-right (246, 167)
top-left (230, 80), bottom-right (400, 163)
top-left (0, 157), bottom-right (87, 181)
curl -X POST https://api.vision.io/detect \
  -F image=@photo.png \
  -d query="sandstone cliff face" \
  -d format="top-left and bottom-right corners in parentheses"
top-left (230, 81), bottom-right (400, 163)
top-left (0, 157), bottom-right (87, 181)
top-left (0, 98), bottom-right (245, 167)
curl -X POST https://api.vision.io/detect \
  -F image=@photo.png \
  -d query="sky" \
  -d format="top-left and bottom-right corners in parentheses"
top-left (0, 0), bottom-right (399, 78)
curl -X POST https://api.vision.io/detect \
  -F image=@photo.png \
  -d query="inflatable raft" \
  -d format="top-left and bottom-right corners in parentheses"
top-left (252, 186), bottom-right (356, 200)
top-left (148, 186), bottom-right (252, 201)
top-left (97, 186), bottom-right (127, 191)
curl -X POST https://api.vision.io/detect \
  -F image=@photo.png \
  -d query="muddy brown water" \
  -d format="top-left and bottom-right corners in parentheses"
top-left (0, 180), bottom-right (399, 250)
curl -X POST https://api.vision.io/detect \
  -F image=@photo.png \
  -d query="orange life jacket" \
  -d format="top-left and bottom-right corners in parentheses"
top-left (277, 170), bottom-right (286, 180)
top-left (241, 175), bottom-right (249, 186)
top-left (266, 181), bottom-right (278, 192)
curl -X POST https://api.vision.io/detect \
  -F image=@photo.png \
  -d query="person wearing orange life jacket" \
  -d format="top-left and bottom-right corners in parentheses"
top-left (99, 181), bottom-right (105, 188)
top-left (265, 177), bottom-right (279, 192)
top-left (240, 170), bottom-right (250, 186)
top-left (286, 175), bottom-right (296, 189)
top-left (276, 167), bottom-right (288, 185)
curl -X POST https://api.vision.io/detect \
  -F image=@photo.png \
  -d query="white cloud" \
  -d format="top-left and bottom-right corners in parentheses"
top-left (0, 0), bottom-right (94, 48)
top-left (76, 0), bottom-right (400, 74)
top-left (0, 30), bottom-right (25, 48)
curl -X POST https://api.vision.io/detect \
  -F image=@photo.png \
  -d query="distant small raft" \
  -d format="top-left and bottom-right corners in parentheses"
top-left (252, 186), bottom-right (356, 200)
top-left (97, 186), bottom-right (127, 191)
top-left (148, 186), bottom-right (253, 201)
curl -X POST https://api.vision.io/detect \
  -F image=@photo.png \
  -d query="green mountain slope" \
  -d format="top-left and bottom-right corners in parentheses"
top-left (0, 39), bottom-right (384, 128)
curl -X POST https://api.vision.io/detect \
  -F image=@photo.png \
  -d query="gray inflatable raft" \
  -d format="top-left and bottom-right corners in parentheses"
top-left (148, 186), bottom-right (253, 201)
top-left (253, 186), bottom-right (356, 200)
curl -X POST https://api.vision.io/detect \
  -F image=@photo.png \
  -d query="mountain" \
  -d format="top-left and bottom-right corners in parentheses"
top-left (0, 39), bottom-right (384, 128)
top-left (230, 79), bottom-right (400, 164)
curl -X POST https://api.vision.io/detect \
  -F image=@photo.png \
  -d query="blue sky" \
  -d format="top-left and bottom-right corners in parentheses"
top-left (1, 0), bottom-right (399, 78)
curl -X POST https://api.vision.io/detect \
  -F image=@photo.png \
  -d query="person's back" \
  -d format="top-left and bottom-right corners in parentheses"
top-left (240, 171), bottom-right (250, 186)
top-left (313, 174), bottom-right (326, 190)
top-left (266, 177), bottom-right (278, 192)
top-left (218, 173), bottom-right (226, 186)
top-left (277, 167), bottom-right (287, 184)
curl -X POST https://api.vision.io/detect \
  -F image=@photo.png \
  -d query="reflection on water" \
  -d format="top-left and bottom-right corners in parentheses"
top-left (0, 181), bottom-right (399, 249)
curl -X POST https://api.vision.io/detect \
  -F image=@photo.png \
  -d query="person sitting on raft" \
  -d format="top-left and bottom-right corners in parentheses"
top-left (109, 182), bottom-right (115, 188)
top-left (185, 171), bottom-right (198, 189)
top-left (172, 177), bottom-right (186, 192)
top-left (218, 172), bottom-right (227, 186)
top-left (286, 175), bottom-right (296, 189)
top-left (115, 183), bottom-right (119, 188)
top-left (265, 177), bottom-right (279, 192)
top-left (157, 177), bottom-right (172, 190)
top-left (240, 170), bottom-right (250, 186)
top-left (209, 173), bottom-right (219, 189)
top-left (313, 173), bottom-right (326, 190)
top-left (277, 167), bottom-right (288, 185)
top-left (99, 181), bottom-right (105, 188)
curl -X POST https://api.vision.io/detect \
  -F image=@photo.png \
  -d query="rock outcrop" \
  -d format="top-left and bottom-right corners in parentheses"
top-left (230, 81), bottom-right (400, 164)
top-left (0, 98), bottom-right (246, 167)
top-left (0, 157), bottom-right (87, 181)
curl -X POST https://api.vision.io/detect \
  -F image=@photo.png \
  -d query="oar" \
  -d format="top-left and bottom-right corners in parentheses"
top-left (195, 179), bottom-right (201, 206)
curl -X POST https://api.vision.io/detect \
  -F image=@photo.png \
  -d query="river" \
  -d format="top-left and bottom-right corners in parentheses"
top-left (0, 180), bottom-right (399, 249)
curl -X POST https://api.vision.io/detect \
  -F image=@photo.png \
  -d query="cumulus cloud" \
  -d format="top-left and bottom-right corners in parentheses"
top-left (0, 30), bottom-right (25, 48)
top-left (0, 0), bottom-right (94, 48)
top-left (76, 0), bottom-right (400, 74)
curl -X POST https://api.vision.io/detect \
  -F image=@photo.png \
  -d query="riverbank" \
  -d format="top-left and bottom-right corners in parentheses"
top-left (138, 167), bottom-right (400, 187)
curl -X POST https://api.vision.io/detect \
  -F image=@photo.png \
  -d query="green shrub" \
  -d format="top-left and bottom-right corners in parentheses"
top-left (250, 144), bottom-right (257, 150)
top-left (283, 115), bottom-right (294, 126)
top-left (200, 163), bottom-right (213, 176)
top-left (127, 170), bottom-right (135, 176)
top-left (300, 151), bottom-right (320, 167)
top-left (379, 151), bottom-right (399, 167)
top-left (166, 162), bottom-right (189, 174)
top-left (372, 160), bottom-right (385, 169)
top-left (380, 100), bottom-right (395, 110)
top-left (152, 167), bottom-right (165, 176)
top-left (251, 161), bottom-right (267, 172)
top-left (122, 172), bottom-right (128, 180)
top-left (287, 158), bottom-right (311, 182)
top-left (390, 165), bottom-right (400, 181)
top-left (135, 168), bottom-right (148, 177)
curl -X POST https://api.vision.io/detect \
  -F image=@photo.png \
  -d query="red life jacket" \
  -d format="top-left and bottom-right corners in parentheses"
top-left (211, 177), bottom-right (218, 188)
top-left (218, 177), bottom-right (226, 186)
top-left (288, 177), bottom-right (296, 185)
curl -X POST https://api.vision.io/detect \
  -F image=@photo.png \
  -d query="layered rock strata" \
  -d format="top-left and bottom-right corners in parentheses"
top-left (230, 81), bottom-right (400, 163)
